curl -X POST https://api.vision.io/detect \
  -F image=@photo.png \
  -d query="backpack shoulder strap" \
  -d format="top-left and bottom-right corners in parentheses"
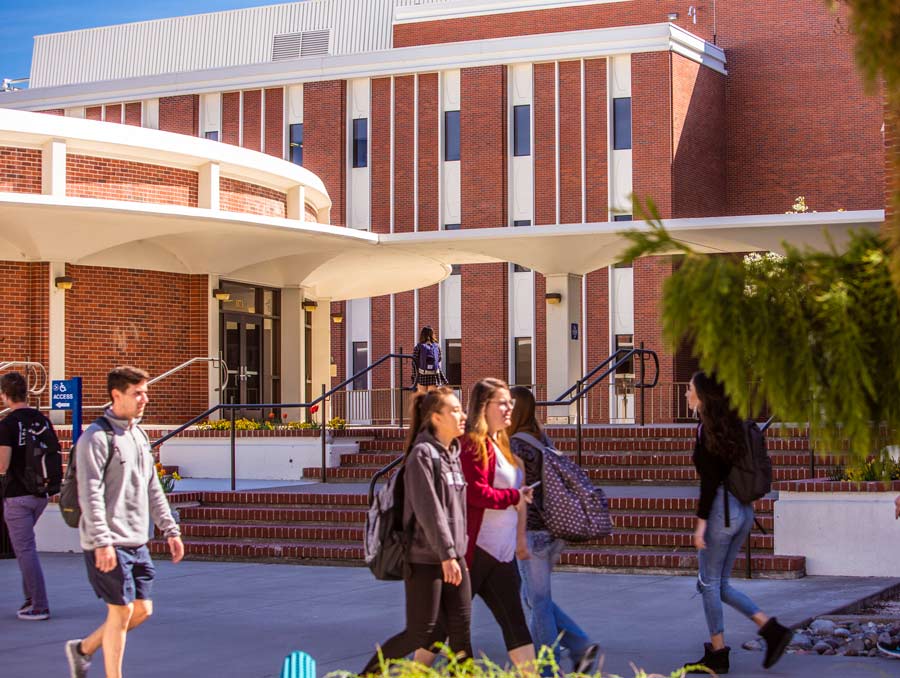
top-left (92, 417), bottom-right (116, 479)
top-left (511, 431), bottom-right (551, 453)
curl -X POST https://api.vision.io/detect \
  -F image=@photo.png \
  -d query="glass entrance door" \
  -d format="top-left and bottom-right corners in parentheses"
top-left (223, 312), bottom-right (263, 415)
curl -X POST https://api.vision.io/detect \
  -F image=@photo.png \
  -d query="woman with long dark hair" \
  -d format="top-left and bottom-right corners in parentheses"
top-left (508, 386), bottom-right (599, 675)
top-left (412, 326), bottom-right (449, 393)
top-left (362, 387), bottom-right (471, 674)
top-left (684, 371), bottom-right (791, 674)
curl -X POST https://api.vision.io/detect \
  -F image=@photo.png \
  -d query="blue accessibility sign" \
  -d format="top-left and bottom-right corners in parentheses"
top-left (51, 378), bottom-right (81, 411)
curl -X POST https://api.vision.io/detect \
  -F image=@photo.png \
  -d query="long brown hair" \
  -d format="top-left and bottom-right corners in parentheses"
top-left (692, 371), bottom-right (745, 463)
top-left (403, 386), bottom-right (456, 457)
top-left (418, 326), bottom-right (437, 344)
top-left (465, 378), bottom-right (520, 469)
top-left (508, 385), bottom-right (543, 439)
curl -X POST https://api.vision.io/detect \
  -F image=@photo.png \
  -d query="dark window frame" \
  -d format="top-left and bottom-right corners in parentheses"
top-left (444, 110), bottom-right (460, 161)
top-left (514, 337), bottom-right (533, 386)
top-left (513, 104), bottom-right (531, 157)
top-left (613, 97), bottom-right (632, 151)
top-left (289, 123), bottom-right (303, 166)
top-left (352, 118), bottom-right (368, 168)
top-left (351, 341), bottom-right (369, 390)
top-left (444, 339), bottom-right (462, 386)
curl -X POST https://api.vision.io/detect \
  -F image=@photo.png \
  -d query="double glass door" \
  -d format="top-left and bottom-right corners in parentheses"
top-left (223, 313), bottom-right (262, 414)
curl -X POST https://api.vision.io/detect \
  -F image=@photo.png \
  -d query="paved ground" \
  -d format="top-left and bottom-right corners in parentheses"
top-left (1, 555), bottom-right (898, 678)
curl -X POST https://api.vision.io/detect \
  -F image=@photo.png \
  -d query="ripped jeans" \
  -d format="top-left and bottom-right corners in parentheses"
top-left (697, 490), bottom-right (760, 636)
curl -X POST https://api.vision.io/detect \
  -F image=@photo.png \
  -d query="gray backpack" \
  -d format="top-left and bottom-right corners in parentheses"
top-left (512, 432), bottom-right (613, 542)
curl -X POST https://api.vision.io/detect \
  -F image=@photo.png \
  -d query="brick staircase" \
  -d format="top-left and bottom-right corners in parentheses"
top-left (148, 425), bottom-right (835, 578)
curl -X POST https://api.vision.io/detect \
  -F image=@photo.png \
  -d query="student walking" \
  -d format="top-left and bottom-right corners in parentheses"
top-left (65, 366), bottom-right (184, 678)
top-left (362, 387), bottom-right (471, 674)
top-left (411, 326), bottom-right (448, 393)
top-left (683, 372), bottom-right (791, 674)
top-left (508, 386), bottom-right (599, 674)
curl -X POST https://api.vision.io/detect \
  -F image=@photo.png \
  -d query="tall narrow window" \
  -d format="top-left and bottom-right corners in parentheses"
top-left (444, 339), bottom-right (462, 386)
top-left (613, 214), bottom-right (633, 222)
top-left (513, 220), bottom-right (531, 272)
top-left (513, 104), bottom-right (530, 157)
top-left (444, 110), bottom-right (460, 161)
top-left (514, 337), bottom-right (532, 386)
top-left (352, 118), bottom-right (368, 168)
top-left (289, 123), bottom-right (303, 166)
top-left (352, 341), bottom-right (368, 390)
top-left (204, 131), bottom-right (219, 142)
top-left (613, 97), bottom-right (632, 150)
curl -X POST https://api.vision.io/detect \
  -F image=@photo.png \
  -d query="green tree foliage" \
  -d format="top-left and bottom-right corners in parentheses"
top-left (621, 198), bottom-right (900, 460)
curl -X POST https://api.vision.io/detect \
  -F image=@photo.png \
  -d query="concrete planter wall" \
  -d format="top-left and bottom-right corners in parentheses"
top-left (774, 480), bottom-right (900, 576)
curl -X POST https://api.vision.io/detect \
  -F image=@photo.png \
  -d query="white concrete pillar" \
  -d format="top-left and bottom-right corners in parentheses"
top-left (287, 185), bottom-right (306, 221)
top-left (198, 163), bottom-right (220, 210)
top-left (280, 287), bottom-right (304, 420)
top-left (545, 274), bottom-right (583, 421)
top-left (41, 139), bottom-right (66, 197)
top-left (47, 262), bottom-right (67, 424)
top-left (309, 297), bottom-right (332, 423)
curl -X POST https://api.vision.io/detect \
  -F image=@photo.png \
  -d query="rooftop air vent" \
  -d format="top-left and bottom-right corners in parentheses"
top-left (299, 29), bottom-right (330, 57)
top-left (272, 29), bottom-right (330, 61)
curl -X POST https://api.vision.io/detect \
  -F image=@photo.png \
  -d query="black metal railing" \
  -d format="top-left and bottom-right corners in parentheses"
top-left (153, 351), bottom-right (414, 488)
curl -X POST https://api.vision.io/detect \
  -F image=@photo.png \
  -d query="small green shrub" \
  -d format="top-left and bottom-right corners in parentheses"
top-left (830, 448), bottom-right (900, 481)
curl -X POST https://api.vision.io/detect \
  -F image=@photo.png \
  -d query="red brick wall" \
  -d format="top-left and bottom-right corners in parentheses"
top-left (264, 88), bottom-right (284, 159)
top-left (370, 78), bottom-right (392, 235)
top-left (124, 102), bottom-right (142, 127)
top-left (632, 51), bottom-right (673, 218)
top-left (370, 295), bottom-right (391, 389)
top-left (558, 60), bottom-right (583, 224)
top-left (534, 62), bottom-right (556, 226)
top-left (417, 73), bottom-right (439, 232)
top-left (65, 266), bottom-right (208, 423)
top-left (0, 147), bottom-right (41, 194)
top-left (460, 65), bottom-right (508, 389)
top-left (672, 54), bottom-right (726, 218)
top-left (104, 104), bottom-right (122, 124)
top-left (222, 92), bottom-right (240, 146)
top-left (86, 106), bottom-right (102, 121)
top-left (330, 300), bottom-right (346, 389)
top-left (304, 80), bottom-right (347, 227)
top-left (585, 268), bottom-right (610, 422)
top-left (66, 155), bottom-right (198, 207)
top-left (584, 58), bottom-right (608, 222)
top-left (242, 89), bottom-right (262, 152)
top-left (158, 95), bottom-right (199, 137)
top-left (37, 109), bottom-right (64, 116)
top-left (394, 76), bottom-right (416, 234)
top-left (633, 256), bottom-right (675, 421)
top-left (219, 178), bottom-right (286, 217)
top-left (0, 263), bottom-right (49, 400)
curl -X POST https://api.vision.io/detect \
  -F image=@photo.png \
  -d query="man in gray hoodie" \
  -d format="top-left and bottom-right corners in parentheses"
top-left (65, 366), bottom-right (183, 678)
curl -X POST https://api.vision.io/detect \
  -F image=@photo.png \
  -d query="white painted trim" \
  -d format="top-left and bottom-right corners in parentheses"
top-left (580, 58), bottom-right (586, 224)
top-left (554, 60), bottom-right (560, 226)
top-left (395, 0), bottom-right (629, 23)
top-left (4, 24), bottom-right (725, 111)
top-left (390, 76), bottom-right (395, 234)
top-left (47, 262), bottom-right (66, 425)
top-left (413, 74), bottom-right (419, 232)
top-left (238, 90), bottom-right (244, 148)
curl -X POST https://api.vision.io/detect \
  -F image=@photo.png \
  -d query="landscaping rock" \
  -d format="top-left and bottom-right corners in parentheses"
top-left (742, 640), bottom-right (762, 651)
top-left (810, 619), bottom-right (836, 636)
top-left (847, 638), bottom-right (866, 656)
top-left (878, 632), bottom-right (893, 646)
top-left (791, 633), bottom-right (813, 650)
top-left (834, 627), bottom-right (851, 639)
top-left (813, 641), bottom-right (832, 654)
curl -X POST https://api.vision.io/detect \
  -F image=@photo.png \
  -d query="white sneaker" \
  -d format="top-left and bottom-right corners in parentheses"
top-left (65, 639), bottom-right (92, 678)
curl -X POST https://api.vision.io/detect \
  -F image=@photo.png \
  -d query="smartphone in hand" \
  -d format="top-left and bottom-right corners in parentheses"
top-left (524, 480), bottom-right (541, 490)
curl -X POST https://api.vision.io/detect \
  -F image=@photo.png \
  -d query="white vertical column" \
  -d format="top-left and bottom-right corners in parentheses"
top-left (309, 297), bottom-right (332, 423)
top-left (198, 162), bottom-right (220, 210)
top-left (609, 55), bottom-right (633, 217)
top-left (47, 263), bottom-right (66, 425)
top-left (42, 139), bottom-right (66, 196)
top-left (348, 78), bottom-right (371, 231)
top-left (545, 274), bottom-right (583, 421)
top-left (280, 287), bottom-right (304, 421)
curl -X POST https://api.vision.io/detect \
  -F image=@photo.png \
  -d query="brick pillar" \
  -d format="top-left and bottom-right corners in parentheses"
top-left (304, 80), bottom-right (347, 227)
top-left (558, 60), bottom-right (582, 224)
top-left (264, 88), bottom-right (284, 159)
top-left (222, 92), bottom-right (240, 146)
top-left (124, 102), bottom-right (142, 127)
top-left (242, 90), bottom-right (262, 152)
top-left (417, 73), bottom-right (441, 340)
top-left (158, 95), bottom-right (199, 137)
top-left (584, 58), bottom-right (608, 223)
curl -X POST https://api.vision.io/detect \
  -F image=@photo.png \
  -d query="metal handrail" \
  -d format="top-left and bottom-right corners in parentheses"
top-left (0, 361), bottom-right (49, 416)
top-left (152, 351), bottom-right (415, 488)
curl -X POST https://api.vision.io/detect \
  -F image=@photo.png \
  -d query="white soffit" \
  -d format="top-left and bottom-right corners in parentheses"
top-left (5, 24), bottom-right (725, 111)
top-left (394, 0), bottom-right (629, 23)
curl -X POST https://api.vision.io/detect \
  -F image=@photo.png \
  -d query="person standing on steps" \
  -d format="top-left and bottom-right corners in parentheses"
top-left (65, 366), bottom-right (183, 678)
top-left (683, 371), bottom-right (792, 674)
top-left (412, 326), bottom-right (448, 393)
top-left (361, 387), bottom-right (471, 674)
top-left (508, 386), bottom-right (600, 675)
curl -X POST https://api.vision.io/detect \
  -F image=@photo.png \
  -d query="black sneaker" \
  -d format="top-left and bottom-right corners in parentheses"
top-left (17, 608), bottom-right (50, 621)
top-left (65, 639), bottom-right (92, 677)
top-left (18, 599), bottom-right (32, 615)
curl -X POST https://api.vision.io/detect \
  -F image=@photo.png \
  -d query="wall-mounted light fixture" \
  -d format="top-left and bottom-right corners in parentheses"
top-left (331, 311), bottom-right (344, 323)
top-left (212, 288), bottom-right (231, 301)
top-left (666, 11), bottom-right (679, 20)
top-left (54, 276), bottom-right (74, 291)
top-left (545, 292), bottom-right (562, 305)
top-left (302, 299), bottom-right (319, 312)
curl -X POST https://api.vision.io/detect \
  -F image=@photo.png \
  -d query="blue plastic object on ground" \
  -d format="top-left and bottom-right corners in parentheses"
top-left (281, 650), bottom-right (316, 678)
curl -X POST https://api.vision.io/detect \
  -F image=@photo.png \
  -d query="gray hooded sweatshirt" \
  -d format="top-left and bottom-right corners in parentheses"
top-left (76, 409), bottom-right (180, 551)
top-left (404, 431), bottom-right (468, 564)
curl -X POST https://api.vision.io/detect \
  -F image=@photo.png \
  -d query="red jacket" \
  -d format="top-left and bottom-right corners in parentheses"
top-left (460, 436), bottom-right (521, 566)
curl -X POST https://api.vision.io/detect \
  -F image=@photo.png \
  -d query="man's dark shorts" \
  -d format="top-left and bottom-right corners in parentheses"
top-left (83, 545), bottom-right (155, 606)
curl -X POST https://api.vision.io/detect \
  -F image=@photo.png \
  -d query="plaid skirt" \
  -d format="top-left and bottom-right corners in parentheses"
top-left (413, 369), bottom-right (449, 387)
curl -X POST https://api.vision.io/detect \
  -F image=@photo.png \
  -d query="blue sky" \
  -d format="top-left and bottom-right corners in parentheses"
top-left (1, 1), bottom-right (294, 83)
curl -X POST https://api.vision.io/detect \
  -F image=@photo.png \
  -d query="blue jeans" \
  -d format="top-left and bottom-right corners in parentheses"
top-left (517, 531), bottom-right (590, 671)
top-left (3, 495), bottom-right (50, 610)
top-left (697, 491), bottom-right (760, 636)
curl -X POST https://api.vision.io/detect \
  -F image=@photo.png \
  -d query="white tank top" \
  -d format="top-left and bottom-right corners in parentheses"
top-left (476, 439), bottom-right (522, 562)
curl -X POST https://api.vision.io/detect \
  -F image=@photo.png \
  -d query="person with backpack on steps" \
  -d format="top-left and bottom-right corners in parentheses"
top-left (412, 326), bottom-right (448, 393)
top-left (362, 387), bottom-right (470, 674)
top-left (0, 371), bottom-right (61, 621)
top-left (508, 386), bottom-right (600, 676)
top-left (683, 372), bottom-right (792, 674)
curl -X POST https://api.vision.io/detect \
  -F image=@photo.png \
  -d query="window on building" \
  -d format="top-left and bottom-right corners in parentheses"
top-left (204, 131), bottom-right (219, 142)
top-left (352, 118), bottom-right (368, 168)
top-left (613, 97), bottom-right (632, 150)
top-left (613, 214), bottom-right (632, 222)
top-left (444, 223), bottom-right (461, 230)
top-left (289, 123), bottom-right (303, 166)
top-left (352, 341), bottom-right (368, 390)
top-left (614, 334), bottom-right (635, 377)
top-left (444, 339), bottom-right (462, 386)
top-left (445, 110), bottom-right (460, 161)
top-left (513, 220), bottom-right (531, 272)
top-left (514, 337), bottom-right (532, 386)
top-left (513, 105), bottom-right (530, 157)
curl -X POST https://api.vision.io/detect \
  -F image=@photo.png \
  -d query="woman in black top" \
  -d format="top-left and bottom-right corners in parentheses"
top-left (684, 372), bottom-right (791, 674)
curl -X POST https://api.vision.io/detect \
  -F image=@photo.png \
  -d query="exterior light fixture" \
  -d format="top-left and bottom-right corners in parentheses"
top-left (54, 276), bottom-right (74, 291)
top-left (331, 311), bottom-right (344, 323)
top-left (545, 292), bottom-right (562, 305)
top-left (302, 299), bottom-right (319, 312)
top-left (667, 12), bottom-right (679, 20)
top-left (212, 288), bottom-right (231, 301)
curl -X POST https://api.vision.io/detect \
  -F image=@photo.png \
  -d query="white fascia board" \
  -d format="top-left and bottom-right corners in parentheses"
top-left (394, 0), bottom-right (628, 23)
top-left (2, 23), bottom-right (724, 111)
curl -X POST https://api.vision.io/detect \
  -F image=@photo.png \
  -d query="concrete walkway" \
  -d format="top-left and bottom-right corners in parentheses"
top-left (2, 555), bottom-right (898, 678)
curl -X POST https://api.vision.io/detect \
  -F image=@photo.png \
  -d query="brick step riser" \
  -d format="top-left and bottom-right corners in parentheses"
top-left (358, 440), bottom-right (817, 453)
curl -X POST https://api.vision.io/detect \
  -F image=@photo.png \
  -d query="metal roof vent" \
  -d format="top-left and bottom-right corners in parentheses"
top-left (272, 29), bottom-right (330, 61)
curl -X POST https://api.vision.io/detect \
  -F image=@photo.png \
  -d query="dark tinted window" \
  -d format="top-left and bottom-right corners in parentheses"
top-left (444, 223), bottom-right (461, 230)
top-left (513, 220), bottom-right (531, 272)
top-left (352, 118), bottom-right (368, 168)
top-left (204, 131), bottom-right (219, 142)
top-left (352, 341), bottom-right (368, 390)
top-left (513, 105), bottom-right (530, 157)
top-left (613, 214), bottom-right (632, 222)
top-left (515, 337), bottom-right (532, 385)
top-left (444, 339), bottom-right (462, 386)
top-left (445, 110), bottom-right (460, 161)
top-left (613, 97), bottom-right (631, 150)
top-left (289, 123), bottom-right (303, 166)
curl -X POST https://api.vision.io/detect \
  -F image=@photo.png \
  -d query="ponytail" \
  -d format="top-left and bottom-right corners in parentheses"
top-left (403, 386), bottom-right (455, 457)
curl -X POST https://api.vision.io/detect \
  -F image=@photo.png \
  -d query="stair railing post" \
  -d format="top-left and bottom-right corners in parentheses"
top-left (321, 383), bottom-right (328, 483)
top-left (398, 347), bottom-right (404, 431)
top-left (229, 398), bottom-right (236, 492)
top-left (639, 342), bottom-right (646, 427)
top-left (576, 387), bottom-right (584, 468)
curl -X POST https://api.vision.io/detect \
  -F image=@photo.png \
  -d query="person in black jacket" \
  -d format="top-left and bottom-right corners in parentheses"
top-left (362, 387), bottom-right (470, 674)
top-left (684, 372), bottom-right (791, 674)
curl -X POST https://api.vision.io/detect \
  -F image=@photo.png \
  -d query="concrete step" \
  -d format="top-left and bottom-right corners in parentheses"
top-left (356, 437), bottom-right (817, 453)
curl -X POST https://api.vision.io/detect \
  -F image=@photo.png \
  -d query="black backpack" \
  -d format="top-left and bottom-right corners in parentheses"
top-left (59, 418), bottom-right (116, 529)
top-left (726, 421), bottom-right (772, 504)
top-left (15, 412), bottom-right (63, 497)
top-left (364, 448), bottom-right (441, 581)
top-left (512, 432), bottom-right (613, 542)
top-left (417, 342), bottom-right (439, 371)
